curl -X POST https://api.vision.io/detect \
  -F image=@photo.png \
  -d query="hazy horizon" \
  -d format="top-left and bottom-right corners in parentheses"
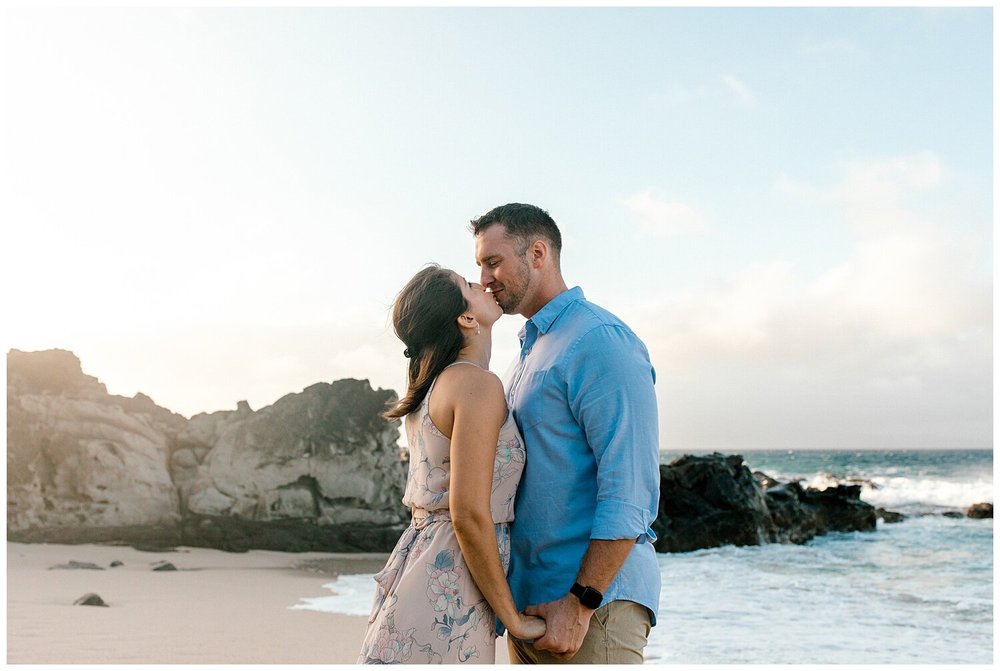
top-left (3, 6), bottom-right (992, 451)
top-left (7, 343), bottom-right (992, 452)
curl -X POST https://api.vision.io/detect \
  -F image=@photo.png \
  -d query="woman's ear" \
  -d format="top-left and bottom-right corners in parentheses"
top-left (456, 313), bottom-right (480, 333)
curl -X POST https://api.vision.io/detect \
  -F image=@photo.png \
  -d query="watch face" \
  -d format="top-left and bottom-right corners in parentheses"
top-left (572, 582), bottom-right (603, 609)
top-left (580, 588), bottom-right (602, 609)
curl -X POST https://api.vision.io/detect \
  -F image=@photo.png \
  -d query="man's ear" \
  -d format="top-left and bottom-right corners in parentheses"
top-left (529, 239), bottom-right (549, 269)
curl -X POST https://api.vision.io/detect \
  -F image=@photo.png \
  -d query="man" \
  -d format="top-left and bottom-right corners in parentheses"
top-left (470, 203), bottom-right (661, 664)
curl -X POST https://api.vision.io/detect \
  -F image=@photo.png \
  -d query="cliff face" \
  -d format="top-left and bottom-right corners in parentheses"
top-left (175, 380), bottom-right (405, 527)
top-left (7, 349), bottom-right (407, 551)
top-left (7, 349), bottom-right (184, 530)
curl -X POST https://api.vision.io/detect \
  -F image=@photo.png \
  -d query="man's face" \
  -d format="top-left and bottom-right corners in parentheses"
top-left (474, 224), bottom-right (532, 316)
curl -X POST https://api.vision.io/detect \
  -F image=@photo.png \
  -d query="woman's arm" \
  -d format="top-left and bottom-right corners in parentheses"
top-left (444, 367), bottom-right (544, 641)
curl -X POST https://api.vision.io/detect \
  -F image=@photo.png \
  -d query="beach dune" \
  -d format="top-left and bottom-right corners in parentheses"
top-left (7, 542), bottom-right (511, 664)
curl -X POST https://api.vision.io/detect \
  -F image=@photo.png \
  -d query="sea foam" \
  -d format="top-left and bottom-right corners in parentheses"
top-left (806, 473), bottom-right (993, 510)
top-left (289, 573), bottom-right (375, 616)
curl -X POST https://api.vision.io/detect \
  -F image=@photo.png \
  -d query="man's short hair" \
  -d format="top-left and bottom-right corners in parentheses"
top-left (469, 203), bottom-right (562, 255)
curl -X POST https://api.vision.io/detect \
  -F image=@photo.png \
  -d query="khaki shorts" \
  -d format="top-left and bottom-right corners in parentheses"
top-left (507, 600), bottom-right (651, 664)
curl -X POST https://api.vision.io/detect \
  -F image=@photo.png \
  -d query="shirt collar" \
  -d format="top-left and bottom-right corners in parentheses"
top-left (528, 286), bottom-right (585, 335)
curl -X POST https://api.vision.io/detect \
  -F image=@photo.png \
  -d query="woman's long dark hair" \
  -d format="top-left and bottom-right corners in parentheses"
top-left (384, 264), bottom-right (468, 420)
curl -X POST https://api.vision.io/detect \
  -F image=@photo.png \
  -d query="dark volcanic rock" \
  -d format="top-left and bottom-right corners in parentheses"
top-left (965, 502), bottom-right (993, 519)
top-left (151, 561), bottom-right (177, 571)
top-left (762, 482), bottom-right (821, 544)
top-left (876, 508), bottom-right (905, 523)
top-left (73, 593), bottom-right (108, 607)
top-left (652, 453), bottom-right (773, 553)
top-left (801, 484), bottom-right (877, 533)
top-left (49, 560), bottom-right (105, 570)
top-left (753, 471), bottom-right (781, 490)
top-left (654, 453), bottom-right (878, 553)
top-left (177, 514), bottom-right (407, 553)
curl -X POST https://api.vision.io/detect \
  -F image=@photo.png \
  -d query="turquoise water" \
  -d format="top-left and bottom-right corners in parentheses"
top-left (297, 449), bottom-right (993, 663)
top-left (651, 516), bottom-right (992, 663)
top-left (648, 449), bottom-right (993, 663)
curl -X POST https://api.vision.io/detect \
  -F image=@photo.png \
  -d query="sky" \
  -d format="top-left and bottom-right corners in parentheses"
top-left (1, 5), bottom-right (993, 450)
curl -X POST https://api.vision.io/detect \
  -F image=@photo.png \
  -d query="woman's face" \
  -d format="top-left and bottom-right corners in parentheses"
top-left (452, 272), bottom-right (503, 327)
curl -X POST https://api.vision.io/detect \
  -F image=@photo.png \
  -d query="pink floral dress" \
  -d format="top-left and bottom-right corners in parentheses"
top-left (359, 363), bottom-right (525, 664)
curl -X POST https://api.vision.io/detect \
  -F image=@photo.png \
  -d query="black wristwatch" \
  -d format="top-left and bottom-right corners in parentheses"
top-left (569, 582), bottom-right (603, 610)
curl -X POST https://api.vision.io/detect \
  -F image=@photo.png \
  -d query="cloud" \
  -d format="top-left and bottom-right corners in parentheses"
top-left (652, 74), bottom-right (757, 108)
top-left (626, 153), bottom-right (991, 449)
top-left (778, 152), bottom-right (948, 243)
top-left (720, 74), bottom-right (756, 106)
top-left (624, 190), bottom-right (710, 237)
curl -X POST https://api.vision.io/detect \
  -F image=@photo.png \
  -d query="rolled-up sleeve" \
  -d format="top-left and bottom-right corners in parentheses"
top-left (565, 325), bottom-right (660, 543)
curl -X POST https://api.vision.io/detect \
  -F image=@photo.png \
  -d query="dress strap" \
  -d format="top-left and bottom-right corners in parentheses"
top-left (444, 360), bottom-right (485, 370)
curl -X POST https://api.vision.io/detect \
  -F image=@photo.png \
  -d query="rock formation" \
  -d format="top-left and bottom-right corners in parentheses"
top-left (8, 349), bottom-right (407, 552)
top-left (876, 507), bottom-right (905, 523)
top-left (966, 502), bottom-right (993, 519)
top-left (48, 560), bottom-right (104, 570)
top-left (152, 561), bottom-right (177, 572)
top-left (73, 593), bottom-right (108, 607)
top-left (9, 349), bottom-right (912, 556)
top-left (653, 453), bottom-right (878, 553)
top-left (176, 380), bottom-right (404, 528)
top-left (765, 480), bottom-right (877, 542)
top-left (7, 349), bottom-right (184, 531)
top-left (654, 453), bottom-right (773, 552)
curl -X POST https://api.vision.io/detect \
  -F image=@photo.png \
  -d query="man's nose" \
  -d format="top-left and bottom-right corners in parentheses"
top-left (479, 268), bottom-right (493, 286)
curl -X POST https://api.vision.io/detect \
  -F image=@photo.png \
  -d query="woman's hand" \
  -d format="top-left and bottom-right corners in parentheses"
top-left (508, 612), bottom-right (546, 641)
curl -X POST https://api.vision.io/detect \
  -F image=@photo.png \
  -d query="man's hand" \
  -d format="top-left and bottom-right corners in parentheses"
top-left (523, 594), bottom-right (594, 661)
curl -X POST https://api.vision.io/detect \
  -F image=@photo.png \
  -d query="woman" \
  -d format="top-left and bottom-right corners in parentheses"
top-left (358, 264), bottom-right (546, 664)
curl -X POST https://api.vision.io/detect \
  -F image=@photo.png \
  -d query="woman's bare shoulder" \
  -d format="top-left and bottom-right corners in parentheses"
top-left (436, 364), bottom-right (505, 410)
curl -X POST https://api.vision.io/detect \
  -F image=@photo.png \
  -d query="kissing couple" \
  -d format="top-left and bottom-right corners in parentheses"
top-left (359, 203), bottom-right (661, 664)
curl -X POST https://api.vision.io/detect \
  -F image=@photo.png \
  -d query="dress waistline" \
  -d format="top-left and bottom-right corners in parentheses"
top-left (410, 508), bottom-right (515, 529)
top-left (410, 508), bottom-right (451, 529)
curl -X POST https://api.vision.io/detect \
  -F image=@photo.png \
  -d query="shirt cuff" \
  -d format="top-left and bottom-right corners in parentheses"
top-left (591, 498), bottom-right (658, 544)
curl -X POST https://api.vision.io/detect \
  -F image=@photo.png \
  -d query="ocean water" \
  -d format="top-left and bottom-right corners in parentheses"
top-left (293, 449), bottom-right (993, 664)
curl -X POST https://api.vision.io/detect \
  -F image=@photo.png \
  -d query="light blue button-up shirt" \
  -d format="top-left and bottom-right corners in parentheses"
top-left (503, 286), bottom-right (661, 630)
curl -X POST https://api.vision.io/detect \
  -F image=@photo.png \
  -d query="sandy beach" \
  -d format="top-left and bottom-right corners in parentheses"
top-left (6, 541), bottom-right (513, 664)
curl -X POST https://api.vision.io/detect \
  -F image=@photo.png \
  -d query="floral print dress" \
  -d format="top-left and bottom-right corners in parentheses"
top-left (358, 362), bottom-right (526, 664)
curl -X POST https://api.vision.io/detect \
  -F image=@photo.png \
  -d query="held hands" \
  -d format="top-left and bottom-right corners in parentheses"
top-left (523, 594), bottom-right (593, 661)
top-left (508, 612), bottom-right (547, 642)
